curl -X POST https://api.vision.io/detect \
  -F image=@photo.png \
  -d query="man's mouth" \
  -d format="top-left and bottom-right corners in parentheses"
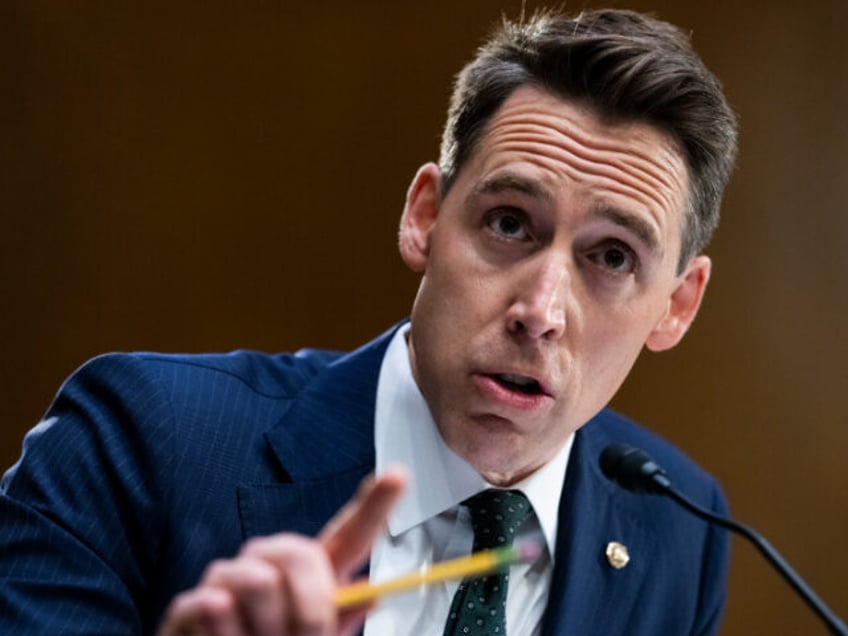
top-left (490, 373), bottom-right (544, 396)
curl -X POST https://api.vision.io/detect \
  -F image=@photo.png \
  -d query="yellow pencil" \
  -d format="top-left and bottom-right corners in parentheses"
top-left (335, 542), bottom-right (540, 609)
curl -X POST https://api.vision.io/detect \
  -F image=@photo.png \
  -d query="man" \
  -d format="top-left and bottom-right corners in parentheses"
top-left (0, 7), bottom-right (737, 635)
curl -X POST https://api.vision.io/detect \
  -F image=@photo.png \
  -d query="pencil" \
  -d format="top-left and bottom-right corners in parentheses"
top-left (334, 541), bottom-right (540, 609)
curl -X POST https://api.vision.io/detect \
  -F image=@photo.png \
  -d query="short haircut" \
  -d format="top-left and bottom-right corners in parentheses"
top-left (439, 8), bottom-right (738, 269)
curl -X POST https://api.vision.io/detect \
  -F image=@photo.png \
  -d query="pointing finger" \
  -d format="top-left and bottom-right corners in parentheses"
top-left (319, 466), bottom-right (407, 580)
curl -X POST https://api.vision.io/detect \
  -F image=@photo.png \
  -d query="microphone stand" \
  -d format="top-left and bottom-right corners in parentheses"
top-left (659, 481), bottom-right (848, 636)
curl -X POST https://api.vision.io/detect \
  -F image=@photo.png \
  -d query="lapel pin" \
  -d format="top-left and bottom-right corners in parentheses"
top-left (606, 541), bottom-right (630, 569)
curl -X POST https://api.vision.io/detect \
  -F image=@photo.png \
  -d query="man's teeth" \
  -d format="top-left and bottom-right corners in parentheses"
top-left (498, 373), bottom-right (536, 386)
top-left (494, 373), bottom-right (541, 394)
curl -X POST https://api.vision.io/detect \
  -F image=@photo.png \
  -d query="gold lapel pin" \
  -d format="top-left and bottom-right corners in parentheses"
top-left (606, 541), bottom-right (630, 569)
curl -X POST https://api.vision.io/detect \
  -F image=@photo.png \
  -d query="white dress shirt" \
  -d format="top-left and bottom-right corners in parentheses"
top-left (363, 325), bottom-right (573, 635)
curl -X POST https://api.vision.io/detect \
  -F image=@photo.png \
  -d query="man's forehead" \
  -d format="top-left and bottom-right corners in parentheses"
top-left (481, 89), bottom-right (685, 195)
top-left (483, 86), bottom-right (687, 169)
top-left (453, 85), bottom-right (689, 259)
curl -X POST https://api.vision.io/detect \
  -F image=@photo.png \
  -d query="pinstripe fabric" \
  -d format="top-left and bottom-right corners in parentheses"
top-left (0, 323), bottom-right (731, 635)
top-left (0, 329), bottom-right (388, 634)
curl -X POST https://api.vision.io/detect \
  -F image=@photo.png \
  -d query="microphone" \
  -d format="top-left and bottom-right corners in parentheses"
top-left (600, 443), bottom-right (848, 636)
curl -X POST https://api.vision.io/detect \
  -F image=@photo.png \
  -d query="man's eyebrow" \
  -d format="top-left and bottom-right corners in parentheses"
top-left (470, 173), bottom-right (554, 203)
top-left (595, 205), bottom-right (661, 254)
top-left (469, 173), bottom-right (663, 254)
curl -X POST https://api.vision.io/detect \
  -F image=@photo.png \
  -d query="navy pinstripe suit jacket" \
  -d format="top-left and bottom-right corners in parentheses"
top-left (1, 324), bottom-right (730, 634)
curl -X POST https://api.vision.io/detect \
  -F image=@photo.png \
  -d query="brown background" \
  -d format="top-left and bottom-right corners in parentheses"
top-left (1, 1), bottom-right (846, 633)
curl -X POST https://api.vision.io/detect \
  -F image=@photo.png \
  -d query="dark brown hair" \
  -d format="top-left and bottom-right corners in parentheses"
top-left (439, 9), bottom-right (738, 269)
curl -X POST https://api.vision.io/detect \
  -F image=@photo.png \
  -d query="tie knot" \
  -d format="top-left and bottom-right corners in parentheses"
top-left (463, 489), bottom-right (531, 550)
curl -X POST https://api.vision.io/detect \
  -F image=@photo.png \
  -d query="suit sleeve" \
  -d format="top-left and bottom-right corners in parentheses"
top-left (0, 354), bottom-right (175, 635)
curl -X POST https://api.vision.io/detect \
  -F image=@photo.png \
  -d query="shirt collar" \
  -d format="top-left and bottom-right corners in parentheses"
top-left (374, 323), bottom-right (573, 558)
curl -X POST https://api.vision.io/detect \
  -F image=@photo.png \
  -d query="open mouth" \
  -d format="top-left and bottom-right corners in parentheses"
top-left (491, 373), bottom-right (543, 395)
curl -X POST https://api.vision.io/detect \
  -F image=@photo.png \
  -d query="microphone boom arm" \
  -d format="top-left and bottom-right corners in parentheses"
top-left (599, 442), bottom-right (847, 635)
top-left (660, 482), bottom-right (848, 636)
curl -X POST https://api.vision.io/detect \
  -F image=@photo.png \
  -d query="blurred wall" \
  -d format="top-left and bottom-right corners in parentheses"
top-left (1, 1), bottom-right (846, 633)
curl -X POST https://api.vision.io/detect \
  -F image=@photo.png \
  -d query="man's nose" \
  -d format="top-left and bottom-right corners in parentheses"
top-left (505, 257), bottom-right (568, 340)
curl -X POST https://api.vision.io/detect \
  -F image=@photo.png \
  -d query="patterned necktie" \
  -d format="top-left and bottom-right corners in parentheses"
top-left (442, 489), bottom-right (532, 636)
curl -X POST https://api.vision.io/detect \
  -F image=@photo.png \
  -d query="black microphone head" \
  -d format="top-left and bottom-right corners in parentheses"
top-left (600, 443), bottom-right (671, 494)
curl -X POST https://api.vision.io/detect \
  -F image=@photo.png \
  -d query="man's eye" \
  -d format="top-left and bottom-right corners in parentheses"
top-left (588, 242), bottom-right (637, 273)
top-left (487, 210), bottom-right (529, 240)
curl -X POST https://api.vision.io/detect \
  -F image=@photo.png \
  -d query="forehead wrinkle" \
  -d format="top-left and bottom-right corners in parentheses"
top-left (492, 99), bottom-right (688, 186)
top-left (487, 116), bottom-right (686, 221)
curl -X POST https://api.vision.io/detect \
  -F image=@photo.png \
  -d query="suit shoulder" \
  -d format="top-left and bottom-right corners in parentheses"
top-left (75, 347), bottom-right (343, 400)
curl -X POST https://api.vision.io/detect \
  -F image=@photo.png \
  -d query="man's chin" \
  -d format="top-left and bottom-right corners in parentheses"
top-left (447, 426), bottom-right (545, 486)
top-left (474, 456), bottom-right (545, 488)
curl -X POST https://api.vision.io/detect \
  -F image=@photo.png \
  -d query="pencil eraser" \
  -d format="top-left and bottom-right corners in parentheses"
top-left (514, 540), bottom-right (542, 564)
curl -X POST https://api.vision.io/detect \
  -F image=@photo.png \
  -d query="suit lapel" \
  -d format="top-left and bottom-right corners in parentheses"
top-left (237, 327), bottom-right (399, 540)
top-left (236, 327), bottom-right (659, 633)
top-left (542, 418), bottom-right (658, 635)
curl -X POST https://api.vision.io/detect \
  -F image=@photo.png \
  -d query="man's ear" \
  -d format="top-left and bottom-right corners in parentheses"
top-left (398, 163), bottom-right (442, 273)
top-left (646, 255), bottom-right (711, 352)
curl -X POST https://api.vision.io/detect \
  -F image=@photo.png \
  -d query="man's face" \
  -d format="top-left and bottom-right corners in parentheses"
top-left (399, 85), bottom-right (710, 486)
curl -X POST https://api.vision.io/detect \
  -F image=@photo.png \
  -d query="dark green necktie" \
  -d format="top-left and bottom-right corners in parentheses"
top-left (442, 489), bottom-right (532, 636)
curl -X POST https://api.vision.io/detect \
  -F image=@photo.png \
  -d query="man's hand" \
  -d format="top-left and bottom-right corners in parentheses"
top-left (157, 468), bottom-right (407, 636)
